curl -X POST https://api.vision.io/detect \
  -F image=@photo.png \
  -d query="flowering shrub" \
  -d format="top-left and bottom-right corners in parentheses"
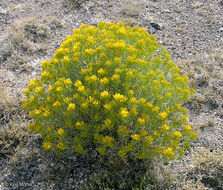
top-left (22, 22), bottom-right (196, 163)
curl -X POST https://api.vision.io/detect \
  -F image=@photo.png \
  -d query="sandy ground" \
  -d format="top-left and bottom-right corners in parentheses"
top-left (0, 0), bottom-right (223, 189)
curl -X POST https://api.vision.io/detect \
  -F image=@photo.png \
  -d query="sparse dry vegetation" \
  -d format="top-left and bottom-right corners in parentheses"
top-left (191, 148), bottom-right (223, 189)
top-left (0, 0), bottom-right (223, 189)
top-left (7, 17), bottom-right (49, 54)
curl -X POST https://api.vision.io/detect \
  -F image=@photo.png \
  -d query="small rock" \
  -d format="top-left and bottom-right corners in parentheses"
top-left (163, 9), bottom-right (171, 13)
top-left (0, 8), bottom-right (8, 14)
top-left (148, 28), bottom-right (156, 34)
top-left (0, 50), bottom-right (11, 63)
top-left (205, 97), bottom-right (219, 110)
top-left (220, 27), bottom-right (223, 33)
top-left (217, 112), bottom-right (223, 119)
top-left (149, 21), bottom-right (163, 30)
top-left (68, 178), bottom-right (74, 184)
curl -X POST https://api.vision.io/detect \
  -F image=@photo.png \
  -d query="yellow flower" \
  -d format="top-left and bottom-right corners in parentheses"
top-left (131, 134), bottom-right (140, 141)
top-left (88, 96), bottom-right (94, 102)
top-left (73, 93), bottom-right (79, 99)
top-left (62, 56), bottom-right (70, 64)
top-left (130, 97), bottom-right (138, 104)
top-left (57, 128), bottom-right (65, 136)
top-left (48, 85), bottom-right (54, 91)
top-left (175, 104), bottom-right (181, 110)
top-left (162, 124), bottom-right (170, 131)
top-left (29, 96), bottom-right (35, 103)
top-left (98, 68), bottom-right (106, 75)
top-left (77, 86), bottom-right (85, 92)
top-left (67, 103), bottom-right (76, 111)
top-left (104, 103), bottom-right (112, 110)
top-left (128, 90), bottom-right (134, 96)
top-left (184, 125), bottom-right (192, 131)
top-left (75, 121), bottom-right (85, 129)
top-left (53, 101), bottom-right (61, 108)
top-left (102, 136), bottom-right (114, 145)
top-left (74, 80), bottom-right (82, 87)
top-left (90, 75), bottom-right (98, 82)
top-left (30, 109), bottom-right (41, 117)
top-left (35, 86), bottom-right (44, 94)
top-left (137, 118), bottom-right (145, 125)
top-left (173, 131), bottom-right (182, 138)
top-left (41, 71), bottom-right (49, 78)
top-left (97, 146), bottom-right (106, 155)
top-left (117, 28), bottom-right (126, 35)
top-left (81, 102), bottom-right (88, 109)
top-left (42, 141), bottom-right (52, 150)
top-left (84, 48), bottom-right (94, 55)
top-left (100, 77), bottom-right (109, 85)
top-left (139, 98), bottom-right (146, 104)
top-left (111, 74), bottom-right (120, 80)
top-left (120, 108), bottom-right (129, 118)
top-left (146, 102), bottom-right (153, 108)
top-left (165, 93), bottom-right (172, 98)
top-left (29, 79), bottom-right (36, 88)
top-left (56, 86), bottom-right (63, 92)
top-left (41, 60), bottom-right (49, 69)
top-left (52, 58), bottom-right (59, 64)
top-left (100, 91), bottom-right (109, 99)
top-left (158, 112), bottom-right (168, 120)
top-left (93, 100), bottom-right (99, 107)
top-left (64, 78), bottom-right (72, 86)
top-left (100, 53), bottom-right (107, 59)
top-left (56, 142), bottom-right (65, 150)
top-left (23, 88), bottom-right (29, 95)
top-left (55, 80), bottom-right (63, 86)
top-left (64, 97), bottom-right (72, 104)
top-left (42, 109), bottom-right (50, 117)
top-left (152, 80), bottom-right (160, 85)
top-left (163, 147), bottom-right (174, 157)
top-left (147, 70), bottom-right (156, 77)
top-left (113, 93), bottom-right (127, 102)
top-left (152, 106), bottom-right (160, 113)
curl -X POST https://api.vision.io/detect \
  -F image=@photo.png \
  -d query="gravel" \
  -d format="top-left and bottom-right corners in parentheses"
top-left (0, 0), bottom-right (222, 189)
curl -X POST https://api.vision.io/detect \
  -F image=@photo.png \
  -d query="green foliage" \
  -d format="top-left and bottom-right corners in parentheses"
top-left (22, 21), bottom-right (196, 187)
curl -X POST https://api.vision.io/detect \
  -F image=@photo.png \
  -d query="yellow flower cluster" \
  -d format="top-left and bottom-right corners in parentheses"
top-left (113, 93), bottom-right (127, 102)
top-left (22, 21), bottom-right (196, 163)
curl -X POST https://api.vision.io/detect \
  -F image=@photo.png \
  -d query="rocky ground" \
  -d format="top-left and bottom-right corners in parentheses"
top-left (0, 0), bottom-right (223, 189)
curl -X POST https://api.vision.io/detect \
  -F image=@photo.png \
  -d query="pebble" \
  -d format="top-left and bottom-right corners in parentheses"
top-left (148, 28), bottom-right (156, 34)
top-left (205, 97), bottom-right (219, 110)
top-left (220, 27), bottom-right (223, 33)
top-left (149, 21), bottom-right (163, 30)
top-left (0, 8), bottom-right (8, 14)
top-left (163, 9), bottom-right (171, 13)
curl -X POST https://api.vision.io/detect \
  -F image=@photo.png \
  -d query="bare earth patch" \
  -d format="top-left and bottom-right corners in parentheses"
top-left (0, 0), bottom-right (223, 189)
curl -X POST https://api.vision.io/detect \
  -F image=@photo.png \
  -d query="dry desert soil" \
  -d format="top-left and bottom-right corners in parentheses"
top-left (0, 0), bottom-right (223, 189)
